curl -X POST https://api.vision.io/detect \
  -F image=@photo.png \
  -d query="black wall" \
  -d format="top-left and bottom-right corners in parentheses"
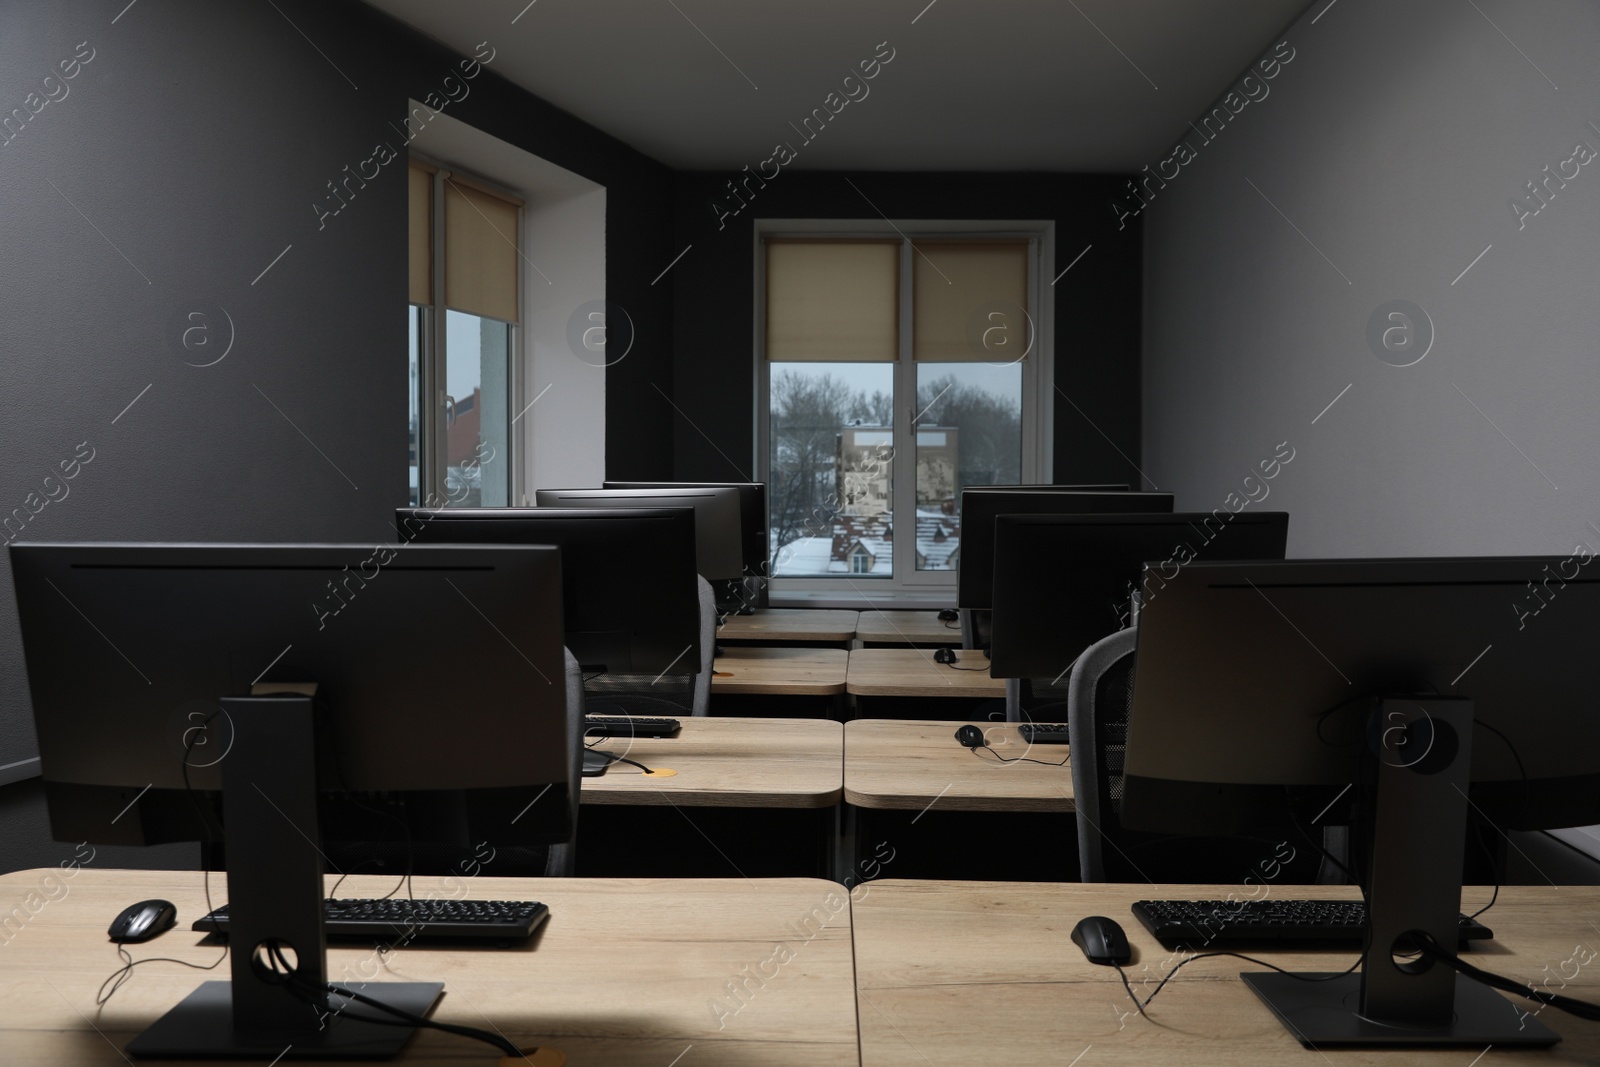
top-left (0, 0), bottom-right (673, 870)
top-left (667, 171), bottom-right (1144, 485)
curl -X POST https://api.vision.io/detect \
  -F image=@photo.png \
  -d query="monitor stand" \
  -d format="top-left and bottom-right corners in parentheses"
top-left (127, 695), bottom-right (442, 1060)
top-left (1242, 697), bottom-right (1558, 1049)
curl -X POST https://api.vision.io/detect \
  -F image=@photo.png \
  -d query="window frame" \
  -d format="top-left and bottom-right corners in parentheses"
top-left (410, 153), bottom-right (525, 509)
top-left (754, 219), bottom-right (1055, 606)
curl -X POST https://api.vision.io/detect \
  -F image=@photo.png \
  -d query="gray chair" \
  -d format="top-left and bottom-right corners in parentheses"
top-left (321, 645), bottom-right (586, 879)
top-left (1067, 627), bottom-right (1140, 882)
top-left (1068, 626), bottom-right (1345, 884)
top-left (542, 645), bottom-right (586, 876)
top-left (690, 574), bottom-right (716, 716)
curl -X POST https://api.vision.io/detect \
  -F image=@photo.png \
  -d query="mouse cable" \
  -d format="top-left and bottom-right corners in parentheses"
top-left (968, 747), bottom-right (1070, 768)
top-left (97, 942), bottom-right (228, 1008)
top-left (1113, 949), bottom-right (1361, 1015)
top-left (944, 663), bottom-right (990, 672)
top-left (98, 723), bottom-right (232, 1010)
top-left (1413, 934), bottom-right (1600, 1022)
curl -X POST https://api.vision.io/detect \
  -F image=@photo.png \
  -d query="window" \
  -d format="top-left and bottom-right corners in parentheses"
top-left (759, 228), bottom-right (1049, 599)
top-left (408, 160), bottom-right (519, 507)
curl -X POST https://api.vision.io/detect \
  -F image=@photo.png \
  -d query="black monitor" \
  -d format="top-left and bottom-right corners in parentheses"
top-left (956, 490), bottom-right (1174, 610)
top-left (10, 542), bottom-right (571, 1058)
top-left (396, 506), bottom-right (700, 677)
top-left (535, 486), bottom-right (743, 581)
top-left (1122, 556), bottom-right (1600, 1048)
top-left (603, 481), bottom-right (768, 611)
top-left (986, 511), bottom-right (1289, 678)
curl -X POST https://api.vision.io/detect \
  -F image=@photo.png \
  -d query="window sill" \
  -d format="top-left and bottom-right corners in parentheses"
top-left (767, 587), bottom-right (956, 610)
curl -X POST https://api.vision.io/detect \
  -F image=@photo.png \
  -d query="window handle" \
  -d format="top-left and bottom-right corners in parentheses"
top-left (441, 391), bottom-right (456, 426)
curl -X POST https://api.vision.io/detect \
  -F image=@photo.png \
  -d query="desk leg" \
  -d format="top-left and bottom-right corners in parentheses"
top-left (832, 802), bottom-right (854, 884)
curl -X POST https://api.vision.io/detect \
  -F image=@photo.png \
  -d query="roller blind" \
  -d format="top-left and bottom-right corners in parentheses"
top-left (407, 162), bottom-right (433, 306)
top-left (912, 240), bottom-right (1029, 361)
top-left (765, 239), bottom-right (898, 361)
top-left (443, 176), bottom-right (520, 324)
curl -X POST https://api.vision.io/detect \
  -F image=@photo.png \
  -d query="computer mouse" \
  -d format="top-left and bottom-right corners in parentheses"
top-left (954, 724), bottom-right (986, 748)
top-left (109, 899), bottom-right (177, 943)
top-left (936, 608), bottom-right (959, 621)
top-left (934, 648), bottom-right (958, 664)
top-left (1071, 915), bottom-right (1131, 966)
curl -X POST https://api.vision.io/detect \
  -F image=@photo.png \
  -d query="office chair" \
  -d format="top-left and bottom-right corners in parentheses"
top-left (1068, 627), bottom-right (1344, 884)
top-left (542, 645), bottom-right (585, 875)
top-left (316, 647), bottom-right (586, 879)
top-left (579, 575), bottom-right (712, 717)
top-left (690, 574), bottom-right (715, 715)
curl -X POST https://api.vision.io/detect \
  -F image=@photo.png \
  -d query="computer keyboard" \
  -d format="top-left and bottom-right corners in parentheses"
top-left (583, 714), bottom-right (681, 738)
top-left (1131, 898), bottom-right (1493, 947)
top-left (1017, 722), bottom-right (1070, 744)
top-left (193, 898), bottom-right (550, 941)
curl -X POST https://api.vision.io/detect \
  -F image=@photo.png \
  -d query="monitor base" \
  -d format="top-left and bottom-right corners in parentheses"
top-left (127, 980), bottom-right (444, 1060)
top-left (1243, 971), bottom-right (1559, 1048)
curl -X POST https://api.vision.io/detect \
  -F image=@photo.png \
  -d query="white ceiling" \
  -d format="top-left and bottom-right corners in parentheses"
top-left (367, 0), bottom-right (1313, 172)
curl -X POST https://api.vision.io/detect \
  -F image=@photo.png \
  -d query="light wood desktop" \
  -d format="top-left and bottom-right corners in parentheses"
top-left (843, 719), bottom-right (1073, 812)
top-left (852, 611), bottom-right (961, 646)
top-left (717, 608), bottom-right (860, 643)
top-left (853, 880), bottom-right (1600, 1066)
top-left (0, 868), bottom-right (861, 1066)
top-left (710, 647), bottom-right (849, 695)
top-left (582, 716), bottom-right (843, 807)
top-left (844, 649), bottom-right (1007, 699)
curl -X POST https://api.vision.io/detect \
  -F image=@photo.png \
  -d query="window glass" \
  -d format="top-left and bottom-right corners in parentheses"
top-left (913, 362), bottom-right (1023, 570)
top-left (444, 310), bottom-right (511, 507)
top-left (769, 362), bottom-right (894, 577)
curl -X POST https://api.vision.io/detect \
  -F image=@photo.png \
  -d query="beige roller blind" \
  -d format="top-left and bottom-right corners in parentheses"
top-left (407, 162), bottom-right (433, 306)
top-left (443, 176), bottom-right (520, 324)
top-left (765, 239), bottom-right (898, 361)
top-left (913, 240), bottom-right (1029, 361)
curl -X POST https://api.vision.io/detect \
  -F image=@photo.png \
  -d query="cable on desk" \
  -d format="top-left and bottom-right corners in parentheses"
top-left (1414, 934), bottom-right (1600, 1022)
top-left (1114, 950), bottom-right (1361, 1015)
top-left (99, 720), bottom-right (231, 1009)
top-left (968, 746), bottom-right (1069, 768)
top-left (263, 943), bottom-right (540, 1057)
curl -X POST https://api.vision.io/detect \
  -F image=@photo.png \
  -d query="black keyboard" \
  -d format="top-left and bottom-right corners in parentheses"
top-left (583, 715), bottom-right (681, 738)
top-left (194, 898), bottom-right (550, 941)
top-left (1018, 722), bottom-right (1070, 744)
top-left (1131, 898), bottom-right (1493, 946)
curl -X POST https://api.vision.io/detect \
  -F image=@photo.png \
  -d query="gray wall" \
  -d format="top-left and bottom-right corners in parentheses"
top-left (1143, 0), bottom-right (1600, 558)
top-left (0, 1), bottom-right (674, 872)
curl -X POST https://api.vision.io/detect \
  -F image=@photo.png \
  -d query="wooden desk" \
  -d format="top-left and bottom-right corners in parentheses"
top-left (0, 868), bottom-right (860, 1065)
top-left (844, 718), bottom-right (1072, 812)
top-left (853, 610), bottom-right (961, 646)
top-left (711, 647), bottom-right (849, 696)
top-left (854, 880), bottom-right (1600, 1065)
top-left (583, 716), bottom-right (843, 807)
top-left (718, 608), bottom-right (860, 643)
top-left (845, 648), bottom-right (1006, 699)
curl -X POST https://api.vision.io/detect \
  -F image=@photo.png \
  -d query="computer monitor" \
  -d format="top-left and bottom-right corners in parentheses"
top-left (10, 542), bottom-right (571, 1058)
top-left (1122, 556), bottom-right (1600, 1048)
top-left (396, 506), bottom-right (700, 677)
top-left (603, 481), bottom-right (768, 610)
top-left (986, 511), bottom-right (1289, 678)
top-left (956, 490), bottom-right (1173, 610)
top-left (534, 486), bottom-right (743, 581)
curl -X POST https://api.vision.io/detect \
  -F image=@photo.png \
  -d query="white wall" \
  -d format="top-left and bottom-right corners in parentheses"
top-left (409, 108), bottom-right (607, 499)
top-left (523, 186), bottom-right (607, 493)
top-left (1143, 0), bottom-right (1600, 559)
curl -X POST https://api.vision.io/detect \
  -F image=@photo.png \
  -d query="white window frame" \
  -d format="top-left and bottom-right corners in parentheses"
top-left (754, 219), bottom-right (1055, 606)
